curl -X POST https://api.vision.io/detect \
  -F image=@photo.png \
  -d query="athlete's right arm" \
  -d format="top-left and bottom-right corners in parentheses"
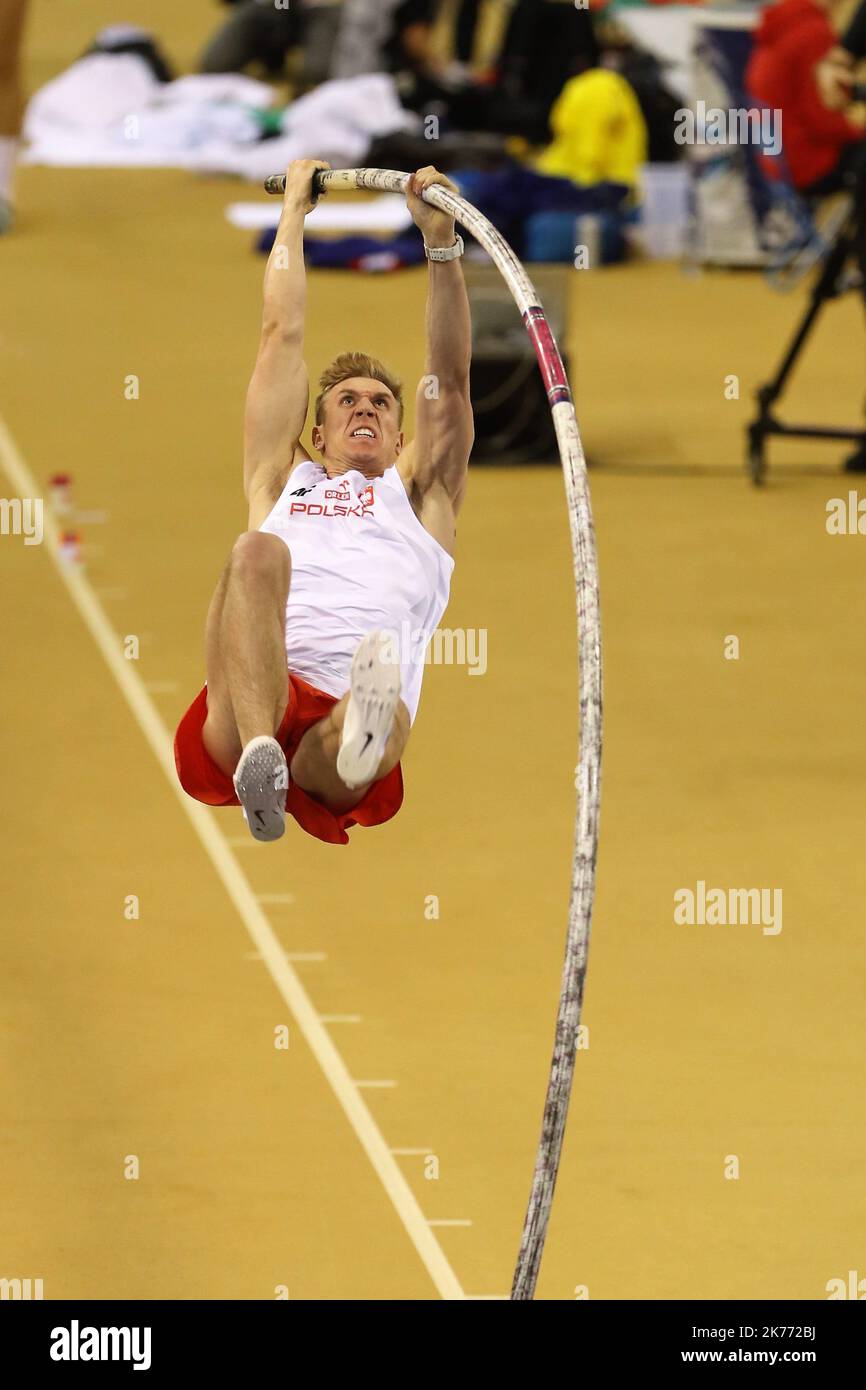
top-left (244, 160), bottom-right (329, 528)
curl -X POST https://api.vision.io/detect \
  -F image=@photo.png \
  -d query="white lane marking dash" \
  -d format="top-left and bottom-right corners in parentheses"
top-left (244, 950), bottom-right (327, 963)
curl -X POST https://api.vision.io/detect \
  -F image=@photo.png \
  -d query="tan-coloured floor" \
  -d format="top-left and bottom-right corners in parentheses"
top-left (1, 1), bottom-right (864, 1301)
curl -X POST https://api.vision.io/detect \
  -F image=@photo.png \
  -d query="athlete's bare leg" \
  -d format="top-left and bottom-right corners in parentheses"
top-left (291, 696), bottom-right (410, 813)
top-left (203, 536), bottom-right (410, 816)
top-left (202, 531), bottom-right (291, 774)
top-left (0, 0), bottom-right (30, 231)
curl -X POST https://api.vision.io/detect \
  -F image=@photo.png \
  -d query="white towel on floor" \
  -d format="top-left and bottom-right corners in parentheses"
top-left (22, 60), bottom-right (417, 179)
top-left (226, 194), bottom-right (413, 232)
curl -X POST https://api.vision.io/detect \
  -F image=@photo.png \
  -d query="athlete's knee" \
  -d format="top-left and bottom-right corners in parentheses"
top-left (228, 530), bottom-right (290, 589)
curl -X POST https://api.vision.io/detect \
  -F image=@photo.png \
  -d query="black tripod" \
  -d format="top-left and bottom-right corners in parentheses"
top-left (747, 206), bottom-right (865, 484)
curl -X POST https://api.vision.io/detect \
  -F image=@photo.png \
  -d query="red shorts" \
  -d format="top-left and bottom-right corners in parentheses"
top-left (173, 672), bottom-right (403, 846)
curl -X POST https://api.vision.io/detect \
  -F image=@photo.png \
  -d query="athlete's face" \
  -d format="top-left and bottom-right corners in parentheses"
top-left (312, 377), bottom-right (404, 475)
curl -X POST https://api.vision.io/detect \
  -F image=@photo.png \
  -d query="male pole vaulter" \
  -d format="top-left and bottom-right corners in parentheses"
top-left (174, 162), bottom-right (474, 844)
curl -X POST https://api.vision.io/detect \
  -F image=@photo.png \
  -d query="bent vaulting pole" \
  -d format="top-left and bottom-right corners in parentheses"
top-left (264, 167), bottom-right (603, 1300)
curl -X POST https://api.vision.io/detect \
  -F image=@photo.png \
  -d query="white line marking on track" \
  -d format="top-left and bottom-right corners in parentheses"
top-left (319, 1014), bottom-right (363, 1024)
top-left (354, 1080), bottom-right (398, 1089)
top-left (0, 412), bottom-right (465, 1302)
top-left (244, 950), bottom-right (326, 963)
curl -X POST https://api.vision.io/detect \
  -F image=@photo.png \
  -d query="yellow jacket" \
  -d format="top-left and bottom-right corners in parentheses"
top-left (535, 69), bottom-right (648, 188)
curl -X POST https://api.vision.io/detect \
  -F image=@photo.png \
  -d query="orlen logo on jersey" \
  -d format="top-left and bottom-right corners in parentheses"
top-left (290, 482), bottom-right (375, 519)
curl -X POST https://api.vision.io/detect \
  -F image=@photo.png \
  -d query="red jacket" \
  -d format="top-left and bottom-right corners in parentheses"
top-left (746, 0), bottom-right (862, 189)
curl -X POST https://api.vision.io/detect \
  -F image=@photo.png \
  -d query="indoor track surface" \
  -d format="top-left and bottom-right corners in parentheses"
top-left (2, 0), bottom-right (864, 1301)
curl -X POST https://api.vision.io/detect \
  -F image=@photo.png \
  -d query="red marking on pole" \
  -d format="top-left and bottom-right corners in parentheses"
top-left (523, 308), bottom-right (571, 405)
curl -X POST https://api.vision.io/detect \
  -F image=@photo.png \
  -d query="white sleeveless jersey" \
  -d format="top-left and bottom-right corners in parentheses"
top-left (258, 460), bottom-right (454, 722)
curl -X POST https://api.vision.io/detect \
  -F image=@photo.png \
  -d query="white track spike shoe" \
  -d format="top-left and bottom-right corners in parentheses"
top-left (233, 735), bottom-right (289, 842)
top-left (336, 631), bottom-right (401, 791)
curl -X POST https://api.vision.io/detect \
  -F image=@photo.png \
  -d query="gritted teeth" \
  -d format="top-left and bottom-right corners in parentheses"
top-left (352, 428), bottom-right (375, 438)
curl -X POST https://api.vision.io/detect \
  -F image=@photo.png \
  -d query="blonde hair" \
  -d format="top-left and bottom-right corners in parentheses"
top-left (314, 351), bottom-right (404, 427)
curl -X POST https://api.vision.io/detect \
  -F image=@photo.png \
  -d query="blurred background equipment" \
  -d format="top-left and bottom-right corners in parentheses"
top-left (687, 7), bottom-right (765, 267)
top-left (465, 261), bottom-right (571, 463)
top-left (200, 0), bottom-right (302, 77)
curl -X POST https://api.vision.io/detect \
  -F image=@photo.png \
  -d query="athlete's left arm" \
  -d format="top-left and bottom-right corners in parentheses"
top-left (399, 168), bottom-right (474, 555)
